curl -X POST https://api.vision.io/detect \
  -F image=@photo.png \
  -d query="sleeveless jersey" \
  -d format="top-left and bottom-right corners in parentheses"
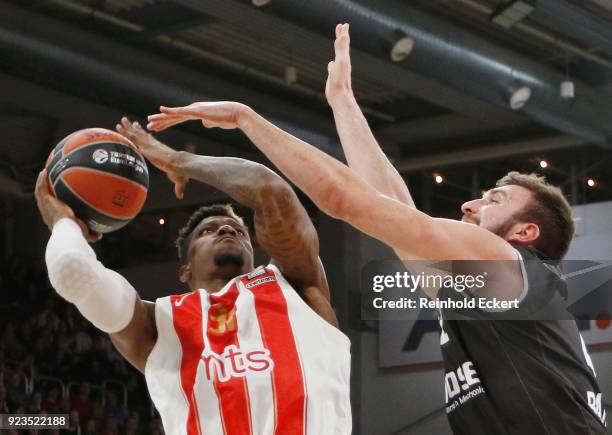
top-left (439, 246), bottom-right (607, 435)
top-left (144, 264), bottom-right (351, 435)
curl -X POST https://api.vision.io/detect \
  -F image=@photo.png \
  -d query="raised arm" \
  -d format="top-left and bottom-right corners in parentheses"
top-left (326, 23), bottom-right (414, 206)
top-left (35, 171), bottom-right (156, 373)
top-left (147, 104), bottom-right (517, 263)
top-left (117, 120), bottom-right (337, 326)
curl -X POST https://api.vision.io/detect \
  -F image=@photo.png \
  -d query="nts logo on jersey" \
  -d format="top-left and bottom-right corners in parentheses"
top-left (201, 345), bottom-right (274, 382)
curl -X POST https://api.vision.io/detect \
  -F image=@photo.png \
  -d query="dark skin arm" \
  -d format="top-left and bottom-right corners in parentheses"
top-left (117, 118), bottom-right (338, 327)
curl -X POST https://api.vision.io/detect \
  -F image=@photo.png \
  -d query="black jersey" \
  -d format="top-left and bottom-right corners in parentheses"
top-left (439, 246), bottom-right (607, 435)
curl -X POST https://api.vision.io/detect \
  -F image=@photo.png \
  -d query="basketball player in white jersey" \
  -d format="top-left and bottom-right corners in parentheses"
top-left (34, 118), bottom-right (351, 435)
top-left (146, 25), bottom-right (606, 434)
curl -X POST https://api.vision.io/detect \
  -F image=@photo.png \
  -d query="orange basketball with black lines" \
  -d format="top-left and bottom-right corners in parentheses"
top-left (45, 128), bottom-right (149, 233)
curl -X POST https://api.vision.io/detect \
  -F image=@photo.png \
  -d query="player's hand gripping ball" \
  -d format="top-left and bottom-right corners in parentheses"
top-left (45, 128), bottom-right (149, 233)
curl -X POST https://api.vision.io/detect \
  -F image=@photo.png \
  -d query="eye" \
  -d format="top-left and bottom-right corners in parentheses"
top-left (200, 228), bottom-right (213, 235)
top-left (236, 228), bottom-right (245, 236)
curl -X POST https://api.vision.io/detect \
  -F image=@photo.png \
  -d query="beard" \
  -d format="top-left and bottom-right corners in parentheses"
top-left (213, 251), bottom-right (245, 268)
top-left (487, 215), bottom-right (518, 239)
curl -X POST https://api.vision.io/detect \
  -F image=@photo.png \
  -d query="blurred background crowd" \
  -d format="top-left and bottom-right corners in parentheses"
top-left (0, 259), bottom-right (164, 435)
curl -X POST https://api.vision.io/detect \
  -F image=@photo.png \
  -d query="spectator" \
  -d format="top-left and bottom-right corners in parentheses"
top-left (103, 390), bottom-right (127, 426)
top-left (83, 419), bottom-right (97, 435)
top-left (20, 353), bottom-right (36, 380)
top-left (6, 372), bottom-right (27, 410)
top-left (65, 409), bottom-right (81, 434)
top-left (41, 387), bottom-right (61, 413)
top-left (70, 382), bottom-right (95, 426)
top-left (74, 321), bottom-right (93, 354)
top-left (149, 416), bottom-right (164, 435)
top-left (102, 416), bottom-right (119, 435)
top-left (125, 414), bottom-right (140, 435)
top-left (0, 385), bottom-right (9, 413)
top-left (25, 390), bottom-right (42, 413)
top-left (2, 323), bottom-right (25, 359)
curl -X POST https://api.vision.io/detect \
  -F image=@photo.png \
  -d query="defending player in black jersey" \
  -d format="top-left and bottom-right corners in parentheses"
top-left (144, 23), bottom-right (608, 435)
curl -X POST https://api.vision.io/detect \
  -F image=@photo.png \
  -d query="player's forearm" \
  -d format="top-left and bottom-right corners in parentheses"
top-left (237, 106), bottom-right (371, 219)
top-left (173, 152), bottom-right (286, 212)
top-left (330, 94), bottom-right (414, 207)
top-left (45, 218), bottom-right (137, 333)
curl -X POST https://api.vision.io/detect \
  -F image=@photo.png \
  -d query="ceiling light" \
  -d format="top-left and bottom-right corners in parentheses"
top-left (587, 178), bottom-right (596, 187)
top-left (539, 160), bottom-right (548, 168)
top-left (561, 80), bottom-right (575, 99)
top-left (284, 66), bottom-right (297, 85)
top-left (509, 86), bottom-right (531, 110)
top-left (491, 0), bottom-right (535, 29)
top-left (390, 35), bottom-right (414, 62)
top-left (159, 218), bottom-right (165, 225)
top-left (434, 174), bottom-right (443, 184)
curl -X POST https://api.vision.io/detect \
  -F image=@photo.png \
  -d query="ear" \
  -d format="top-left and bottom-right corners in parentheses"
top-left (507, 222), bottom-right (540, 245)
top-left (179, 264), bottom-right (191, 283)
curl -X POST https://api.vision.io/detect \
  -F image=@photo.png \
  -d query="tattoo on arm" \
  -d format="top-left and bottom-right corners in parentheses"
top-left (174, 153), bottom-right (330, 299)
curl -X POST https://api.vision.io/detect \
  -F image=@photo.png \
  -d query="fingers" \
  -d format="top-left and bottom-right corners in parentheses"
top-left (116, 117), bottom-right (146, 144)
top-left (147, 117), bottom-right (187, 132)
top-left (147, 113), bottom-right (192, 131)
top-left (75, 218), bottom-right (102, 243)
top-left (34, 170), bottom-right (48, 213)
top-left (334, 23), bottom-right (351, 62)
top-left (35, 169), bottom-right (54, 199)
top-left (158, 105), bottom-right (196, 116)
top-left (175, 180), bottom-right (187, 200)
top-left (121, 116), bottom-right (132, 130)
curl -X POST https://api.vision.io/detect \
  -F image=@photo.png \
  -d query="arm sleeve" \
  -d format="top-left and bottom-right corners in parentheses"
top-left (45, 218), bottom-right (137, 333)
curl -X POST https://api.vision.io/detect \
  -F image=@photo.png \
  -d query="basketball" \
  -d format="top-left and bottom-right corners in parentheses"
top-left (45, 128), bottom-right (149, 233)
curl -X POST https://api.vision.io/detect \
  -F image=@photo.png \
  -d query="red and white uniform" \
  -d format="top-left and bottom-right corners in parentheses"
top-left (144, 264), bottom-right (352, 435)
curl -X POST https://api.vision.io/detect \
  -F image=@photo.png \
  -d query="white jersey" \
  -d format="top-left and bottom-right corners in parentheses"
top-left (144, 264), bottom-right (352, 435)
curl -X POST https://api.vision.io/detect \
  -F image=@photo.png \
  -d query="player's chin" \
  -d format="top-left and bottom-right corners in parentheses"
top-left (213, 249), bottom-right (246, 269)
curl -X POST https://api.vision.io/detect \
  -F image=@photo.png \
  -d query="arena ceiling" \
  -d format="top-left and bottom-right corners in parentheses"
top-left (1, 0), bottom-right (611, 260)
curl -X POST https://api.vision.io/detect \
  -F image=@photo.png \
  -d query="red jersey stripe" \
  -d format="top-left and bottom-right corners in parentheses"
top-left (171, 291), bottom-right (204, 435)
top-left (207, 283), bottom-right (253, 435)
top-left (240, 269), bottom-right (306, 435)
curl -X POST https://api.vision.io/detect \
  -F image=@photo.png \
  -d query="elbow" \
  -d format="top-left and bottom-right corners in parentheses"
top-left (256, 166), bottom-right (294, 200)
top-left (315, 181), bottom-right (352, 220)
top-left (46, 250), bottom-right (96, 303)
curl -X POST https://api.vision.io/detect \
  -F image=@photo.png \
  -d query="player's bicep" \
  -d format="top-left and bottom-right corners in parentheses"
top-left (255, 181), bottom-right (328, 298)
top-left (109, 299), bottom-right (157, 374)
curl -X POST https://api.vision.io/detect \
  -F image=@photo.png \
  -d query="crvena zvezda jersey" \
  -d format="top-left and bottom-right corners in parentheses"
top-left (144, 264), bottom-right (352, 435)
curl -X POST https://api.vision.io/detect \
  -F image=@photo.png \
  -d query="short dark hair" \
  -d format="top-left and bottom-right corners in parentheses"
top-left (176, 204), bottom-right (245, 264)
top-left (496, 172), bottom-right (575, 261)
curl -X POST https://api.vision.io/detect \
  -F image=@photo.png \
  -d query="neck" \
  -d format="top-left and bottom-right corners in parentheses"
top-left (189, 267), bottom-right (246, 293)
top-left (190, 276), bottom-right (233, 293)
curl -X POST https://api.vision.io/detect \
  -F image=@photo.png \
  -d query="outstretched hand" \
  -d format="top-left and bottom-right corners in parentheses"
top-left (146, 102), bottom-right (248, 133)
top-left (326, 23), bottom-right (353, 106)
top-left (116, 117), bottom-right (188, 199)
top-left (35, 170), bottom-right (102, 243)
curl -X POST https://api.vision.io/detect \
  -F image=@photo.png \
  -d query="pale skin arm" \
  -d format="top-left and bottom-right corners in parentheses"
top-left (147, 104), bottom-right (518, 264)
top-left (34, 170), bottom-right (156, 373)
top-left (117, 119), bottom-right (338, 326)
top-left (326, 23), bottom-right (414, 206)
